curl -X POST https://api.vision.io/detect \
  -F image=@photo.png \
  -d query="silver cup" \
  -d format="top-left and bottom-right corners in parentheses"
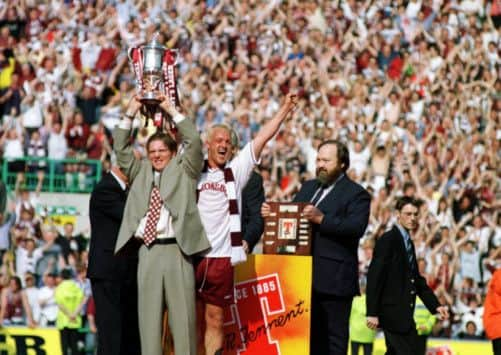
top-left (128, 34), bottom-right (166, 105)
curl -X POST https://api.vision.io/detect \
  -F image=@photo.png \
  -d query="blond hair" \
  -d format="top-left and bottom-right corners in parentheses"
top-left (206, 123), bottom-right (232, 143)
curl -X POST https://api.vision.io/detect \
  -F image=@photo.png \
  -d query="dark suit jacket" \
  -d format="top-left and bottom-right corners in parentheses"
top-left (294, 175), bottom-right (370, 297)
top-left (242, 171), bottom-right (265, 252)
top-left (366, 225), bottom-right (441, 333)
top-left (87, 172), bottom-right (137, 280)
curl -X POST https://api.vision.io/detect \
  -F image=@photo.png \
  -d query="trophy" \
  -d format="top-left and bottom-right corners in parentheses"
top-left (263, 202), bottom-right (313, 255)
top-left (128, 33), bottom-right (180, 128)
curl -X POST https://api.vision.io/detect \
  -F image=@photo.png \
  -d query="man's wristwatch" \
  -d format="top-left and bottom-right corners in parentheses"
top-left (124, 112), bottom-right (135, 120)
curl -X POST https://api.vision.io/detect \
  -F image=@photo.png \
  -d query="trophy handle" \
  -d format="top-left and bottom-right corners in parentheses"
top-left (170, 49), bottom-right (179, 65)
top-left (127, 47), bottom-right (138, 62)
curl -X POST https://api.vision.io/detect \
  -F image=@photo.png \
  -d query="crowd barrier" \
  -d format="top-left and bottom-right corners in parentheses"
top-left (1, 157), bottom-right (101, 193)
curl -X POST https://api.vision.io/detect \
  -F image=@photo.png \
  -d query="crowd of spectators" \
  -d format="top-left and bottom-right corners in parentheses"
top-left (0, 0), bottom-right (499, 345)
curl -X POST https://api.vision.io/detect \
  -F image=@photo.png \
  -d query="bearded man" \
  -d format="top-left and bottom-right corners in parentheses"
top-left (262, 139), bottom-right (371, 355)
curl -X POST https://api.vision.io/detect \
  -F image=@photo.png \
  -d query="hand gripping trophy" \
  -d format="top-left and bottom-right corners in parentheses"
top-left (128, 33), bottom-right (179, 130)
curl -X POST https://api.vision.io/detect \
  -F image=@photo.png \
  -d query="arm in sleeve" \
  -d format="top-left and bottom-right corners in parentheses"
top-left (112, 127), bottom-right (142, 181)
top-left (416, 272), bottom-right (441, 313)
top-left (366, 236), bottom-right (391, 317)
top-left (89, 184), bottom-right (125, 223)
top-left (318, 189), bottom-right (371, 240)
top-left (242, 172), bottom-right (265, 251)
top-left (175, 118), bottom-right (204, 179)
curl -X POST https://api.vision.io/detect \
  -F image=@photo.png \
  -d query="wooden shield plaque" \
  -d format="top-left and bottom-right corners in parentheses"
top-left (263, 202), bottom-right (312, 255)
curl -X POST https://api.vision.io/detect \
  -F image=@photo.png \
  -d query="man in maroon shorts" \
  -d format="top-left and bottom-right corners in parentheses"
top-left (195, 94), bottom-right (296, 355)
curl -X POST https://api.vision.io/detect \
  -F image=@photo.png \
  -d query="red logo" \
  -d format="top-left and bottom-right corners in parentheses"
top-left (224, 273), bottom-right (307, 354)
top-left (224, 274), bottom-right (283, 354)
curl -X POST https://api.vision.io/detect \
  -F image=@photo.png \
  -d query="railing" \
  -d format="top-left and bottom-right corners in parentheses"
top-left (1, 157), bottom-right (102, 193)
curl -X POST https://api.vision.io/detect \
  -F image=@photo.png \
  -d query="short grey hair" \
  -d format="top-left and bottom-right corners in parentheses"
top-left (206, 123), bottom-right (232, 142)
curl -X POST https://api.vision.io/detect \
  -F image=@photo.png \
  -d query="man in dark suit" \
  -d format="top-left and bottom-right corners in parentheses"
top-left (262, 139), bottom-right (371, 354)
top-left (366, 196), bottom-right (449, 354)
top-left (242, 171), bottom-right (265, 253)
top-left (230, 129), bottom-right (265, 253)
top-left (87, 166), bottom-right (140, 355)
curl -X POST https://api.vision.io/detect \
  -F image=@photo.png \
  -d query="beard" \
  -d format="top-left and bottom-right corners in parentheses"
top-left (316, 166), bottom-right (342, 186)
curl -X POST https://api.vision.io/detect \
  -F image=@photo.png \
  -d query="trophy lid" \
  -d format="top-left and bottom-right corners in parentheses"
top-left (144, 32), bottom-right (166, 51)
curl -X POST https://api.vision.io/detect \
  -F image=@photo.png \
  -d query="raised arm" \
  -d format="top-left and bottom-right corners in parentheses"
top-left (366, 235), bottom-right (391, 320)
top-left (251, 93), bottom-right (296, 159)
top-left (0, 288), bottom-right (6, 325)
top-left (21, 290), bottom-right (36, 328)
top-left (158, 95), bottom-right (203, 179)
top-left (112, 96), bottom-right (143, 181)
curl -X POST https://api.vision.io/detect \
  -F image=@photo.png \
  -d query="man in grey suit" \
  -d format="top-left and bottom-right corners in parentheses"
top-left (113, 94), bottom-right (210, 355)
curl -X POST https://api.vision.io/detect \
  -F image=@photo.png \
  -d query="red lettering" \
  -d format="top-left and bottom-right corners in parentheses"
top-left (199, 182), bottom-right (227, 194)
top-left (283, 222), bottom-right (293, 234)
top-left (224, 274), bottom-right (283, 354)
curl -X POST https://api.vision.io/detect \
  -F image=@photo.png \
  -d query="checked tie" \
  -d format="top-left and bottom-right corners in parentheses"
top-left (143, 185), bottom-right (162, 246)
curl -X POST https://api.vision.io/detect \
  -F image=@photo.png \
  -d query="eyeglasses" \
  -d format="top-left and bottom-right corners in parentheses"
top-left (148, 149), bottom-right (170, 155)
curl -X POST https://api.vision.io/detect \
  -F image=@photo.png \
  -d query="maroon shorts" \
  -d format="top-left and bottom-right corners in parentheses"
top-left (195, 257), bottom-right (234, 307)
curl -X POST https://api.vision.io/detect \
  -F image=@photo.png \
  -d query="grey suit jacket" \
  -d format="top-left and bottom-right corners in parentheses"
top-left (113, 118), bottom-right (210, 256)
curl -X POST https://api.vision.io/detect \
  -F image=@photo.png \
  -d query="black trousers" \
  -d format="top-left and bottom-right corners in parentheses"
top-left (493, 338), bottom-right (501, 355)
top-left (415, 334), bottom-right (428, 355)
top-left (60, 328), bottom-right (80, 355)
top-left (91, 277), bottom-right (141, 355)
top-left (310, 290), bottom-right (353, 355)
top-left (351, 341), bottom-right (373, 355)
top-left (384, 327), bottom-right (419, 355)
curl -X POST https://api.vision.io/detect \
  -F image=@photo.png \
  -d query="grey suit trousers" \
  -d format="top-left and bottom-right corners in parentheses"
top-left (137, 243), bottom-right (196, 355)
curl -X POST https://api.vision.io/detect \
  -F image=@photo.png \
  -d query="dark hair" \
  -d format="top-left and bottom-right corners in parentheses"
top-left (317, 139), bottom-right (350, 172)
top-left (146, 131), bottom-right (177, 154)
top-left (395, 196), bottom-right (420, 211)
top-left (11, 276), bottom-right (22, 290)
top-left (403, 182), bottom-right (415, 192)
top-left (60, 268), bottom-right (73, 280)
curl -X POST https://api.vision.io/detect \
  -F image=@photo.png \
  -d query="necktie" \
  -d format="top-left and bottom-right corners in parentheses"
top-left (143, 186), bottom-right (162, 246)
top-left (404, 232), bottom-right (415, 271)
top-left (310, 186), bottom-right (326, 206)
